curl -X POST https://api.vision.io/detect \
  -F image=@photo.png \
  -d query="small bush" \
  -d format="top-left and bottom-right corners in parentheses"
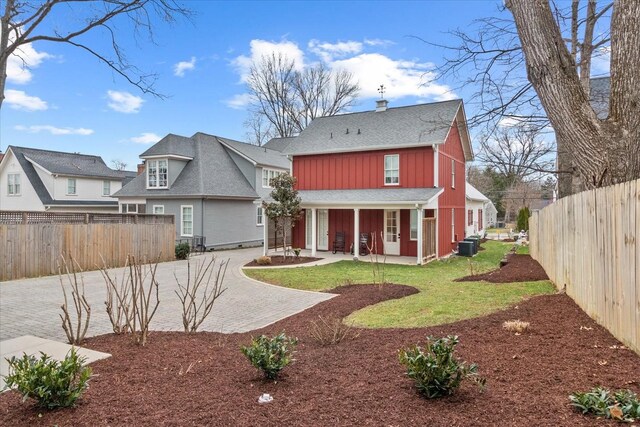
top-left (398, 335), bottom-right (485, 398)
top-left (570, 387), bottom-right (640, 422)
top-left (4, 348), bottom-right (92, 409)
top-left (175, 242), bottom-right (190, 260)
top-left (516, 207), bottom-right (531, 232)
top-left (309, 315), bottom-right (360, 346)
top-left (241, 332), bottom-right (298, 379)
top-left (255, 256), bottom-right (272, 265)
top-left (293, 248), bottom-right (301, 258)
top-left (503, 320), bottom-right (530, 333)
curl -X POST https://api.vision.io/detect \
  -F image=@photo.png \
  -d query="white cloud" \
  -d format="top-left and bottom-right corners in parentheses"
top-left (591, 45), bottom-right (611, 75)
top-left (129, 132), bottom-right (161, 144)
top-left (14, 124), bottom-right (93, 135)
top-left (308, 40), bottom-right (362, 62)
top-left (107, 90), bottom-right (144, 113)
top-left (232, 39), bottom-right (305, 82)
top-left (226, 93), bottom-right (254, 110)
top-left (331, 53), bottom-right (455, 101)
top-left (2, 26), bottom-right (53, 84)
top-left (5, 89), bottom-right (48, 111)
top-left (364, 39), bottom-right (394, 47)
top-left (174, 57), bottom-right (196, 77)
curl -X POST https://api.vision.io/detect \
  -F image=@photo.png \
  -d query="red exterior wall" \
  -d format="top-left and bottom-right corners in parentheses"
top-left (293, 147), bottom-right (435, 190)
top-left (437, 119), bottom-right (467, 256)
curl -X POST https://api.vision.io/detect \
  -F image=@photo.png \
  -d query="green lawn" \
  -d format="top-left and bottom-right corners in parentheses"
top-left (244, 241), bottom-right (555, 328)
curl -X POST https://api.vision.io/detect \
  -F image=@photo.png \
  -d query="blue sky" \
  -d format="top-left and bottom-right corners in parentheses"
top-left (0, 0), bottom-right (607, 170)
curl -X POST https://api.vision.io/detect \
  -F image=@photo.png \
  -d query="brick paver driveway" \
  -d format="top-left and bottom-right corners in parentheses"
top-left (0, 247), bottom-right (334, 342)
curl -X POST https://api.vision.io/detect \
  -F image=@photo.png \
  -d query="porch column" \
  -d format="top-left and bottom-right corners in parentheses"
top-left (353, 208), bottom-right (360, 261)
top-left (416, 207), bottom-right (424, 265)
top-left (263, 214), bottom-right (268, 256)
top-left (311, 208), bottom-right (317, 257)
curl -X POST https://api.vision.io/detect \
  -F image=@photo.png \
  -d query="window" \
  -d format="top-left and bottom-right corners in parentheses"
top-left (67, 178), bottom-right (77, 195)
top-left (468, 209), bottom-right (473, 226)
top-left (256, 206), bottom-right (264, 226)
top-left (121, 203), bottom-right (138, 213)
top-left (7, 173), bottom-right (20, 195)
top-left (153, 205), bottom-right (165, 215)
top-left (478, 209), bottom-right (483, 230)
top-left (410, 209), bottom-right (418, 240)
top-left (262, 169), bottom-right (284, 188)
top-left (181, 205), bottom-right (193, 236)
top-left (103, 180), bottom-right (111, 196)
top-left (147, 159), bottom-right (168, 188)
top-left (384, 154), bottom-right (399, 185)
top-left (451, 208), bottom-right (456, 242)
top-left (451, 159), bottom-right (456, 188)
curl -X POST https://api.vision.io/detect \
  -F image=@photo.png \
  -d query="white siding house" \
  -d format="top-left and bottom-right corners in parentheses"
top-left (465, 182), bottom-right (490, 237)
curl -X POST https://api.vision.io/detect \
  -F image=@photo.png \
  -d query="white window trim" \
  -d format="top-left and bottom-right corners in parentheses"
top-left (181, 205), bottom-right (194, 237)
top-left (451, 208), bottom-right (456, 242)
top-left (262, 168), bottom-right (284, 188)
top-left (67, 178), bottom-right (77, 196)
top-left (256, 206), bottom-right (264, 226)
top-left (451, 159), bottom-right (456, 189)
top-left (410, 209), bottom-right (418, 241)
top-left (153, 205), bottom-right (165, 215)
top-left (384, 154), bottom-right (400, 186)
top-left (7, 173), bottom-right (21, 196)
top-left (146, 159), bottom-right (169, 189)
top-left (102, 180), bottom-right (111, 197)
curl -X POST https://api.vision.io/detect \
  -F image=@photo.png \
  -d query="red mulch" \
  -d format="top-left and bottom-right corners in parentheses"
top-left (245, 256), bottom-right (322, 267)
top-left (2, 285), bottom-right (638, 426)
top-left (456, 254), bottom-right (549, 283)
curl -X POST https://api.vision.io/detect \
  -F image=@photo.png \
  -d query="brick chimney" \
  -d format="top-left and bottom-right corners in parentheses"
top-left (137, 162), bottom-right (145, 175)
top-left (376, 99), bottom-right (388, 112)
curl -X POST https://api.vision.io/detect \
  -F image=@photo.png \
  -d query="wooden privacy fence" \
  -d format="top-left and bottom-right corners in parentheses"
top-left (0, 211), bottom-right (176, 281)
top-left (529, 179), bottom-right (639, 354)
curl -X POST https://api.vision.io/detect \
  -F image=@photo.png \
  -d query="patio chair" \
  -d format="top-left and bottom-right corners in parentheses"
top-left (332, 231), bottom-right (346, 254)
top-left (191, 235), bottom-right (206, 253)
top-left (359, 233), bottom-right (369, 256)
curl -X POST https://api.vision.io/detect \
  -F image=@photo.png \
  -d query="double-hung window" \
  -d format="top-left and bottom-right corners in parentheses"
top-left (468, 209), bottom-right (473, 226)
top-left (256, 206), bottom-right (264, 226)
top-left (262, 169), bottom-right (283, 188)
top-left (410, 209), bottom-right (418, 240)
top-left (7, 173), bottom-right (20, 195)
top-left (451, 159), bottom-right (456, 188)
top-left (384, 154), bottom-right (399, 185)
top-left (67, 178), bottom-right (77, 195)
top-left (147, 159), bottom-right (168, 188)
top-left (451, 208), bottom-right (456, 242)
top-left (103, 180), bottom-right (111, 196)
top-left (181, 205), bottom-right (193, 237)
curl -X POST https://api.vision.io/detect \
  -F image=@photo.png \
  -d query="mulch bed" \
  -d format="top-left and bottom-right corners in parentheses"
top-left (456, 253), bottom-right (549, 283)
top-left (245, 256), bottom-right (322, 267)
top-left (2, 285), bottom-right (638, 426)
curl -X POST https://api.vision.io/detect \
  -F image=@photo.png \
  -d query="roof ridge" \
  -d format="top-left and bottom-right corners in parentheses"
top-left (10, 145), bottom-right (103, 159)
top-left (309, 98), bottom-right (463, 121)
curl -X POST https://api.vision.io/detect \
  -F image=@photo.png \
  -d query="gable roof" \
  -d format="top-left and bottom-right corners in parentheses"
top-left (114, 133), bottom-right (259, 200)
top-left (8, 146), bottom-right (135, 179)
top-left (263, 137), bottom-right (295, 153)
top-left (283, 100), bottom-right (471, 158)
top-left (215, 136), bottom-right (290, 169)
top-left (466, 182), bottom-right (489, 202)
top-left (590, 76), bottom-right (610, 119)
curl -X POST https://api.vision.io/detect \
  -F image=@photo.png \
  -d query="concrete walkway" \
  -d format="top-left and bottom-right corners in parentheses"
top-left (0, 247), bottom-right (334, 344)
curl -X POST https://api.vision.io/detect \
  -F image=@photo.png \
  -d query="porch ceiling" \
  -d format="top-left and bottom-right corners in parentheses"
top-left (298, 187), bottom-right (443, 208)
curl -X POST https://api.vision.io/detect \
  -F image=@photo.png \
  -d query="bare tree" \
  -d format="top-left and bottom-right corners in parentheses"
top-left (246, 53), bottom-right (359, 139)
top-left (58, 255), bottom-right (91, 345)
top-left (111, 159), bottom-right (128, 171)
top-left (0, 0), bottom-right (191, 109)
top-left (506, 0), bottom-right (639, 189)
top-left (244, 113), bottom-right (274, 146)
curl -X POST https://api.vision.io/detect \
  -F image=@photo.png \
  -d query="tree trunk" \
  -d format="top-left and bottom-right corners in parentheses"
top-left (506, 0), bottom-right (640, 190)
top-left (0, 0), bottom-right (14, 110)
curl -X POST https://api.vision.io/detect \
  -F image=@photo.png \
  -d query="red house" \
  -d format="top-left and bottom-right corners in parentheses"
top-left (270, 98), bottom-right (472, 265)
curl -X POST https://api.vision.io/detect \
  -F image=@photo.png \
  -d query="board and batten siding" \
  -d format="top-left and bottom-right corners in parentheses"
top-left (529, 179), bottom-right (639, 354)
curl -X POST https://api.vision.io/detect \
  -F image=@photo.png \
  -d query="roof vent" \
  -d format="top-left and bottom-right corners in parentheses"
top-left (376, 99), bottom-right (388, 112)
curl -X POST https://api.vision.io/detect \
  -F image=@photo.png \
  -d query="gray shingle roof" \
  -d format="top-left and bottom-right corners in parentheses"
top-left (11, 146), bottom-right (133, 179)
top-left (140, 134), bottom-right (196, 158)
top-left (284, 100), bottom-right (462, 156)
top-left (216, 136), bottom-right (290, 169)
top-left (297, 187), bottom-right (443, 205)
top-left (114, 133), bottom-right (259, 199)
top-left (590, 76), bottom-right (610, 119)
top-left (263, 137), bottom-right (295, 153)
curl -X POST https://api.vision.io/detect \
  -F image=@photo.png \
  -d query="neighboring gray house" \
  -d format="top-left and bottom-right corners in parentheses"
top-left (0, 146), bottom-right (136, 212)
top-left (114, 132), bottom-right (290, 249)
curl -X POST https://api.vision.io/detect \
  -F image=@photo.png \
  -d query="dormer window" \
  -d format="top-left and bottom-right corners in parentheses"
top-left (384, 154), bottom-right (399, 185)
top-left (147, 159), bottom-right (168, 189)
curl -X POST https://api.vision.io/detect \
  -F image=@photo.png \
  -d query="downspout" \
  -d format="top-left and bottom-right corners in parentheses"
top-left (201, 198), bottom-right (205, 246)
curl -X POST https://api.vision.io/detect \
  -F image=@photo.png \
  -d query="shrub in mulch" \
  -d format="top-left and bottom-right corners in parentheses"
top-left (456, 253), bottom-right (549, 283)
top-left (2, 284), bottom-right (638, 426)
top-left (245, 255), bottom-right (322, 267)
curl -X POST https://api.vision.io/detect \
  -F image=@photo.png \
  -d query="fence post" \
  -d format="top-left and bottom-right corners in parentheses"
top-left (22, 212), bottom-right (28, 224)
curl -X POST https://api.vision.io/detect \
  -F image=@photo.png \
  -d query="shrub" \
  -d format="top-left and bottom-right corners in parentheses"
top-left (516, 207), bottom-right (531, 232)
top-left (4, 349), bottom-right (92, 409)
top-left (309, 315), bottom-right (360, 346)
top-left (255, 256), bottom-right (272, 265)
top-left (570, 387), bottom-right (640, 422)
top-left (241, 332), bottom-right (298, 379)
top-left (503, 320), bottom-right (530, 333)
top-left (398, 335), bottom-right (485, 398)
top-left (293, 248), bottom-right (301, 258)
top-left (175, 242), bottom-right (191, 260)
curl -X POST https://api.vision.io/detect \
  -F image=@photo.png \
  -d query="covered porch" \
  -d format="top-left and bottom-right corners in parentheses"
top-left (265, 188), bottom-right (442, 265)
